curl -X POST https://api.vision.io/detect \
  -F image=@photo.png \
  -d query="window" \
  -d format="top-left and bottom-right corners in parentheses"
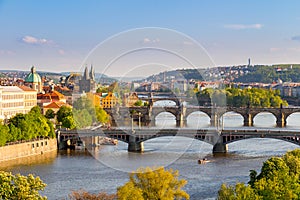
top-left (32, 143), bottom-right (35, 148)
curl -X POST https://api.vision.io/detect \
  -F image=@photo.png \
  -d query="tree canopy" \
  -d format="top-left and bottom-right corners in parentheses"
top-left (0, 171), bottom-right (47, 199)
top-left (196, 87), bottom-right (288, 108)
top-left (218, 149), bottom-right (300, 199)
top-left (117, 166), bottom-right (189, 200)
top-left (0, 106), bottom-right (55, 146)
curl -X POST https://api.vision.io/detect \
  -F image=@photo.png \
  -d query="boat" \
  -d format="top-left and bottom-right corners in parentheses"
top-left (98, 137), bottom-right (118, 145)
top-left (75, 141), bottom-right (85, 150)
top-left (198, 158), bottom-right (209, 164)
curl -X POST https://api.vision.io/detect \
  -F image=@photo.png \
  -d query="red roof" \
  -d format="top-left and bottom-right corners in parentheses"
top-left (17, 85), bottom-right (36, 91)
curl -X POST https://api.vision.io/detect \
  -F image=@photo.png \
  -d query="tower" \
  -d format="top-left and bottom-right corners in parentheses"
top-left (90, 64), bottom-right (95, 80)
top-left (24, 66), bottom-right (43, 93)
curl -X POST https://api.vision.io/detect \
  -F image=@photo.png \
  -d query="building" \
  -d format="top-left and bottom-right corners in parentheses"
top-left (99, 92), bottom-right (119, 108)
top-left (24, 66), bottom-right (43, 93)
top-left (79, 66), bottom-right (96, 93)
top-left (0, 85), bottom-right (37, 121)
top-left (123, 92), bottom-right (139, 107)
top-left (37, 90), bottom-right (67, 107)
top-left (43, 101), bottom-right (71, 115)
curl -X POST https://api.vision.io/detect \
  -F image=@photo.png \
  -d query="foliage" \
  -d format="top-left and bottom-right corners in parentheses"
top-left (95, 106), bottom-right (109, 123)
top-left (0, 124), bottom-right (9, 146)
top-left (45, 109), bottom-right (55, 119)
top-left (218, 183), bottom-right (261, 200)
top-left (69, 189), bottom-right (116, 200)
top-left (117, 166), bottom-right (189, 200)
top-left (234, 65), bottom-right (300, 83)
top-left (57, 106), bottom-right (72, 123)
top-left (0, 171), bottom-right (47, 200)
top-left (58, 97), bottom-right (110, 129)
top-left (134, 100), bottom-right (144, 107)
top-left (197, 87), bottom-right (288, 107)
top-left (0, 106), bottom-right (55, 145)
top-left (218, 149), bottom-right (300, 200)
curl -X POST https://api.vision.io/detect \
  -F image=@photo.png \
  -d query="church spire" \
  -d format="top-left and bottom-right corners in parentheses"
top-left (90, 64), bottom-right (95, 80)
top-left (84, 65), bottom-right (89, 80)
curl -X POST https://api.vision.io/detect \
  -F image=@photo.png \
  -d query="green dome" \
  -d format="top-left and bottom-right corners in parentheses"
top-left (25, 66), bottom-right (42, 83)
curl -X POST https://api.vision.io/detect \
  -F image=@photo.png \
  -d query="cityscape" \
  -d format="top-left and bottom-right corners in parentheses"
top-left (1, 1), bottom-right (300, 200)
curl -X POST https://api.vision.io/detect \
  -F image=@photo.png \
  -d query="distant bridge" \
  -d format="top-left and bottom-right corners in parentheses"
top-left (58, 128), bottom-right (300, 153)
top-left (104, 106), bottom-right (300, 128)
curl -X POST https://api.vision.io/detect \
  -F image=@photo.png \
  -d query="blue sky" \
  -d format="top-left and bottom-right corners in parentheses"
top-left (1, 0), bottom-right (300, 77)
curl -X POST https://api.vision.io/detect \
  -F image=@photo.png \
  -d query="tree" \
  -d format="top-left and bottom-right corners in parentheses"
top-left (62, 115), bottom-right (76, 129)
top-left (218, 149), bottom-right (300, 200)
top-left (95, 106), bottom-right (109, 124)
top-left (45, 109), bottom-right (55, 119)
top-left (217, 183), bottom-right (261, 200)
top-left (0, 124), bottom-right (9, 146)
top-left (134, 100), bottom-right (144, 107)
top-left (57, 106), bottom-right (72, 123)
top-left (0, 171), bottom-right (47, 199)
top-left (69, 189), bottom-right (116, 200)
top-left (117, 166), bottom-right (189, 200)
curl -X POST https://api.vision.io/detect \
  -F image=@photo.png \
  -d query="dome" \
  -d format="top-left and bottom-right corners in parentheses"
top-left (25, 66), bottom-right (42, 83)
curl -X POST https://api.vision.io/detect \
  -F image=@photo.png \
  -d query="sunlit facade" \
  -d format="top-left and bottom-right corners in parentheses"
top-left (0, 86), bottom-right (37, 121)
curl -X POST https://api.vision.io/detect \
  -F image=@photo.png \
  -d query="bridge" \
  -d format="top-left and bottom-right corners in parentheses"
top-left (58, 127), bottom-right (300, 153)
top-left (104, 106), bottom-right (300, 128)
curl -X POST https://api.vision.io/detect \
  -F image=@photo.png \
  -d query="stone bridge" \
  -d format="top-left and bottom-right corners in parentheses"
top-left (59, 128), bottom-right (300, 153)
top-left (104, 106), bottom-right (300, 128)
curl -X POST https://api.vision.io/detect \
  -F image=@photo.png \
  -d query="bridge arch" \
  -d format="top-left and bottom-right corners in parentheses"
top-left (286, 112), bottom-right (300, 127)
top-left (154, 112), bottom-right (177, 127)
top-left (186, 111), bottom-right (210, 128)
top-left (253, 112), bottom-right (276, 127)
top-left (153, 99), bottom-right (178, 107)
top-left (220, 111), bottom-right (244, 127)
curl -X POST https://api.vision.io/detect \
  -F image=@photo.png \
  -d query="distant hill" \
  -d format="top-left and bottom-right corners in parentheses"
top-left (233, 64), bottom-right (300, 83)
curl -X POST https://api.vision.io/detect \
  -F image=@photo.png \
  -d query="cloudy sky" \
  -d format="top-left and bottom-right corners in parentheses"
top-left (1, 0), bottom-right (300, 77)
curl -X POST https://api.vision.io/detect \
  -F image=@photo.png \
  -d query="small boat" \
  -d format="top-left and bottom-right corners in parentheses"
top-left (99, 137), bottom-right (118, 145)
top-left (198, 158), bottom-right (209, 164)
top-left (75, 141), bottom-right (85, 150)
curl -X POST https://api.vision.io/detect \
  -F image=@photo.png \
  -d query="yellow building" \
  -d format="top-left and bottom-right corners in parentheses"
top-left (123, 92), bottom-right (139, 107)
top-left (99, 92), bottom-right (119, 108)
top-left (0, 86), bottom-right (37, 121)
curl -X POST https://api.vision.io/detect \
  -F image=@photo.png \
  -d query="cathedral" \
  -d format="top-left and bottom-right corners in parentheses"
top-left (79, 65), bottom-right (96, 93)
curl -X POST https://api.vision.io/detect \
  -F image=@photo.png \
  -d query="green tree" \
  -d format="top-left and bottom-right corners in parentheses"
top-left (218, 183), bottom-right (261, 200)
top-left (218, 149), bottom-right (300, 200)
top-left (0, 124), bottom-right (9, 146)
top-left (57, 106), bottom-right (72, 123)
top-left (0, 171), bottom-right (47, 199)
top-left (117, 166), bottom-right (189, 200)
top-left (45, 109), bottom-right (55, 119)
top-left (95, 106), bottom-right (109, 124)
top-left (134, 100), bottom-right (144, 107)
top-left (62, 115), bottom-right (76, 129)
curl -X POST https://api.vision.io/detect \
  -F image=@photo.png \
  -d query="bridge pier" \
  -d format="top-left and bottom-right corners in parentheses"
top-left (213, 142), bottom-right (228, 154)
top-left (128, 135), bottom-right (144, 152)
top-left (276, 113), bottom-right (287, 127)
top-left (210, 114), bottom-right (218, 127)
top-left (243, 114), bottom-right (253, 126)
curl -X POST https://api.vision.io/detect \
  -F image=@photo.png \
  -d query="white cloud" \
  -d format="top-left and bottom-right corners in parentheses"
top-left (142, 37), bottom-right (160, 44)
top-left (21, 35), bottom-right (52, 45)
top-left (224, 24), bottom-right (263, 30)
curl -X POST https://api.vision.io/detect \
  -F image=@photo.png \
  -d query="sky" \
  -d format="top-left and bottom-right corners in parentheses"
top-left (1, 0), bottom-right (300, 77)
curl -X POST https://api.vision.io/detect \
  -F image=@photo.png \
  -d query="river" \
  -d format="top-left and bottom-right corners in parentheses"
top-left (1, 111), bottom-right (300, 200)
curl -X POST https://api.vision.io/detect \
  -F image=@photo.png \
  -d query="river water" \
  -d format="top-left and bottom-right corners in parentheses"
top-left (1, 111), bottom-right (300, 200)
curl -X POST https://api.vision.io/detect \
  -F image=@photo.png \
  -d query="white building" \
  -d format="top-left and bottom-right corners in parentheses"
top-left (0, 86), bottom-right (37, 121)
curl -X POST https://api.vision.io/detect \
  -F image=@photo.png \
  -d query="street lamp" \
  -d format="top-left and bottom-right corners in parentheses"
top-left (138, 112), bottom-right (141, 129)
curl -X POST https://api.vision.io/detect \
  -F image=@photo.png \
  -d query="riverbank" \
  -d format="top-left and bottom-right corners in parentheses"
top-left (0, 138), bottom-right (57, 165)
